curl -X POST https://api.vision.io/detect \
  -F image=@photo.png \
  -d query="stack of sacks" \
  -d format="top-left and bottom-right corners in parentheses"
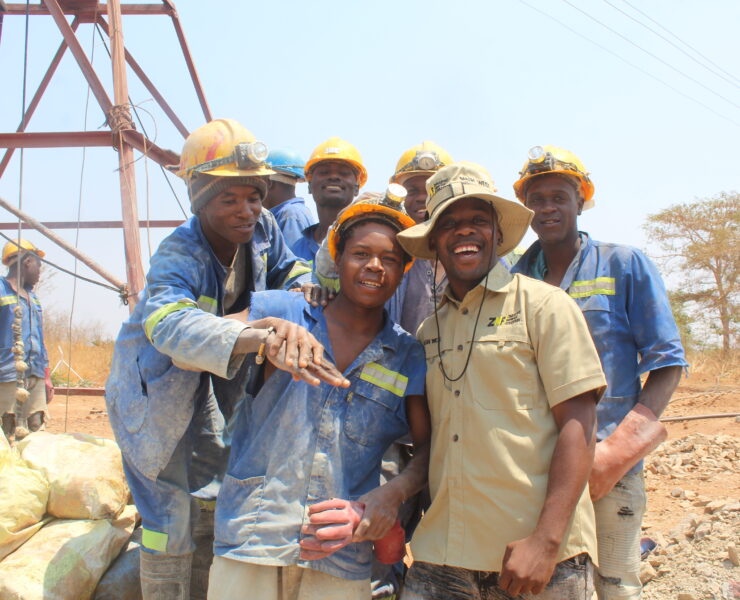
top-left (16, 432), bottom-right (130, 520)
top-left (0, 431), bottom-right (138, 600)
top-left (0, 436), bottom-right (51, 561)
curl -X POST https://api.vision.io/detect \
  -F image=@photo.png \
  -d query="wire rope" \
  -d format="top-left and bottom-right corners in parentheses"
top-left (621, 0), bottom-right (740, 86)
top-left (601, 0), bottom-right (740, 90)
top-left (559, 0), bottom-right (739, 109)
top-left (517, 0), bottom-right (740, 128)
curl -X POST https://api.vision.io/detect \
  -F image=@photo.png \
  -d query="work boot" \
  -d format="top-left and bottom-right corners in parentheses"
top-left (190, 507), bottom-right (214, 600)
top-left (27, 410), bottom-right (44, 432)
top-left (140, 551), bottom-right (192, 600)
top-left (1, 413), bottom-right (15, 443)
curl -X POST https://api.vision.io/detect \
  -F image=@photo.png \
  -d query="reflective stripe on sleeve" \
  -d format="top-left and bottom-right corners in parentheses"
top-left (144, 299), bottom-right (197, 341)
top-left (0, 295), bottom-right (17, 306)
top-left (280, 260), bottom-right (312, 288)
top-left (197, 295), bottom-right (217, 314)
top-left (359, 362), bottom-right (408, 397)
top-left (141, 528), bottom-right (169, 553)
top-left (568, 277), bottom-right (616, 298)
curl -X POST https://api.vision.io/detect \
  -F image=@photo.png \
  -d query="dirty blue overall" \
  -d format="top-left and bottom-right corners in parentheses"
top-left (105, 213), bottom-right (311, 566)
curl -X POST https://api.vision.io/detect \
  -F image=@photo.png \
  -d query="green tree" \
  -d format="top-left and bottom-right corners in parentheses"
top-left (644, 191), bottom-right (739, 354)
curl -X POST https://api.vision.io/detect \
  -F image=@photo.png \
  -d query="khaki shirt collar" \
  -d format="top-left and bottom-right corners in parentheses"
top-left (440, 263), bottom-right (514, 308)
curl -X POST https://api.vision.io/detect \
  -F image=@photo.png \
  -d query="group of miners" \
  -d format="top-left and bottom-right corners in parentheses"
top-left (2, 117), bottom-right (687, 600)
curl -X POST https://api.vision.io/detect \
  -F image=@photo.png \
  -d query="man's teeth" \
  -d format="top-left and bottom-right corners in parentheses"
top-left (361, 280), bottom-right (381, 287)
top-left (454, 245), bottom-right (480, 254)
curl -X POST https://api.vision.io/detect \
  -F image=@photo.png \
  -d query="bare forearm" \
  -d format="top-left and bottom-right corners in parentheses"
top-left (231, 325), bottom-right (270, 357)
top-left (638, 365), bottom-right (682, 418)
top-left (383, 442), bottom-right (430, 504)
top-left (534, 396), bottom-right (596, 546)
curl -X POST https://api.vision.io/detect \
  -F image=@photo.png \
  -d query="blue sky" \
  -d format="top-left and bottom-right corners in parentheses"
top-left (0, 0), bottom-right (738, 336)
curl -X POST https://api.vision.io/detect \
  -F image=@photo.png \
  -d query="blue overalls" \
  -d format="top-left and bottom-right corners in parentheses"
top-left (214, 291), bottom-right (427, 581)
top-left (105, 213), bottom-right (311, 555)
top-left (0, 277), bottom-right (47, 383)
top-left (512, 233), bottom-right (687, 468)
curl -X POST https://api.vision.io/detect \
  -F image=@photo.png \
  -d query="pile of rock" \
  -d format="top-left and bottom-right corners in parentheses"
top-left (646, 433), bottom-right (739, 480)
top-left (642, 434), bottom-right (739, 599)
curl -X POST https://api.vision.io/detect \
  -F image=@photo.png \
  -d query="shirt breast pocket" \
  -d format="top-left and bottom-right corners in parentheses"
top-left (344, 380), bottom-right (405, 447)
top-left (473, 330), bottom-right (537, 411)
top-left (576, 293), bottom-right (613, 343)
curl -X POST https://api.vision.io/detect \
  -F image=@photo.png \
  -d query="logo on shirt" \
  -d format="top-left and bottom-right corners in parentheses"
top-left (487, 311), bottom-right (521, 327)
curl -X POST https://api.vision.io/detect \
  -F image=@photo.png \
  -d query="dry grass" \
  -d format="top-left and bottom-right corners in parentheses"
top-left (684, 348), bottom-right (740, 386)
top-left (40, 310), bottom-right (740, 391)
top-left (43, 311), bottom-right (114, 387)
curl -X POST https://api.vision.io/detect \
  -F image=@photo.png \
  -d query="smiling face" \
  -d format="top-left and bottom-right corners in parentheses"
top-left (198, 184), bottom-right (263, 258)
top-left (335, 220), bottom-right (406, 310)
top-left (523, 174), bottom-right (583, 246)
top-left (401, 175), bottom-right (429, 224)
top-left (308, 160), bottom-right (360, 209)
top-left (429, 197), bottom-right (501, 299)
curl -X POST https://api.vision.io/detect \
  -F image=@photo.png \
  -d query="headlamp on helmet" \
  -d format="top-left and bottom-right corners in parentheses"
top-left (398, 150), bottom-right (442, 175)
top-left (520, 145), bottom-right (585, 180)
top-left (187, 141), bottom-right (269, 177)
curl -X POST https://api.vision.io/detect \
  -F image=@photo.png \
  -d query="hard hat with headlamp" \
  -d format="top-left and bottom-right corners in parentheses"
top-left (304, 137), bottom-right (368, 188)
top-left (390, 141), bottom-right (453, 184)
top-left (513, 145), bottom-right (595, 210)
top-left (176, 119), bottom-right (273, 180)
top-left (327, 183), bottom-right (416, 273)
top-left (2, 239), bottom-right (45, 266)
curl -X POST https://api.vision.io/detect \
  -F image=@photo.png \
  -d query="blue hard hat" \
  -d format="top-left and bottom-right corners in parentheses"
top-left (266, 148), bottom-right (305, 181)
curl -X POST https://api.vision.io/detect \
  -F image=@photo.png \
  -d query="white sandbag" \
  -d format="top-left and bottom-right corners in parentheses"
top-left (17, 431), bottom-right (129, 520)
top-left (0, 445), bottom-right (50, 560)
top-left (93, 526), bottom-right (143, 600)
top-left (0, 504), bottom-right (138, 600)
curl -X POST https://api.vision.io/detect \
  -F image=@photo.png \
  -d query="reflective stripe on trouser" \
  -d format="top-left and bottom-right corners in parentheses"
top-left (594, 472), bottom-right (646, 599)
top-left (208, 557), bottom-right (372, 600)
top-left (0, 378), bottom-right (46, 429)
top-left (140, 550), bottom-right (192, 600)
top-left (121, 378), bottom-right (228, 557)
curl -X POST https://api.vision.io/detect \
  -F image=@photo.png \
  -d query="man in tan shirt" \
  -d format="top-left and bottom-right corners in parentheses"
top-left (396, 162), bottom-right (607, 599)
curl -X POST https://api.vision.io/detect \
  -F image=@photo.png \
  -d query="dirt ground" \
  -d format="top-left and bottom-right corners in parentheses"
top-left (46, 378), bottom-right (739, 598)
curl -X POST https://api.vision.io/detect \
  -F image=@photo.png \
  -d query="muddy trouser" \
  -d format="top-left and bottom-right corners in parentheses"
top-left (371, 442), bottom-right (429, 599)
top-left (594, 472), bottom-right (646, 599)
top-left (402, 554), bottom-right (594, 600)
top-left (0, 377), bottom-right (46, 436)
top-left (122, 383), bottom-right (228, 600)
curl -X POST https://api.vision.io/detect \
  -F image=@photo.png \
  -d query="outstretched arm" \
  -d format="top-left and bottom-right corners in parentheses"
top-left (226, 311), bottom-right (348, 388)
top-left (499, 389), bottom-right (598, 596)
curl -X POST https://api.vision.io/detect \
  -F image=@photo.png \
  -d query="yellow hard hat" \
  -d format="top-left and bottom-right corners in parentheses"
top-left (390, 141), bottom-right (453, 184)
top-left (305, 137), bottom-right (368, 188)
top-left (2, 239), bottom-right (45, 266)
top-left (513, 145), bottom-right (595, 209)
top-left (176, 118), bottom-right (274, 180)
top-left (327, 184), bottom-right (416, 272)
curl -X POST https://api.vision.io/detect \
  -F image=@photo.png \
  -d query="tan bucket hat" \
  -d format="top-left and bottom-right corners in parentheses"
top-left (397, 161), bottom-right (534, 260)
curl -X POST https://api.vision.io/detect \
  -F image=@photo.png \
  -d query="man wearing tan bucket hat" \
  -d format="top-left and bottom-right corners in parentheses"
top-left (397, 162), bottom-right (607, 599)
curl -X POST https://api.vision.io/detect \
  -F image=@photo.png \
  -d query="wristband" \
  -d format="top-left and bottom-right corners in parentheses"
top-left (255, 326), bottom-right (276, 365)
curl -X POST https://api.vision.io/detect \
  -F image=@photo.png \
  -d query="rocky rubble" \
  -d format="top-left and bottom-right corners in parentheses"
top-left (642, 434), bottom-right (739, 599)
